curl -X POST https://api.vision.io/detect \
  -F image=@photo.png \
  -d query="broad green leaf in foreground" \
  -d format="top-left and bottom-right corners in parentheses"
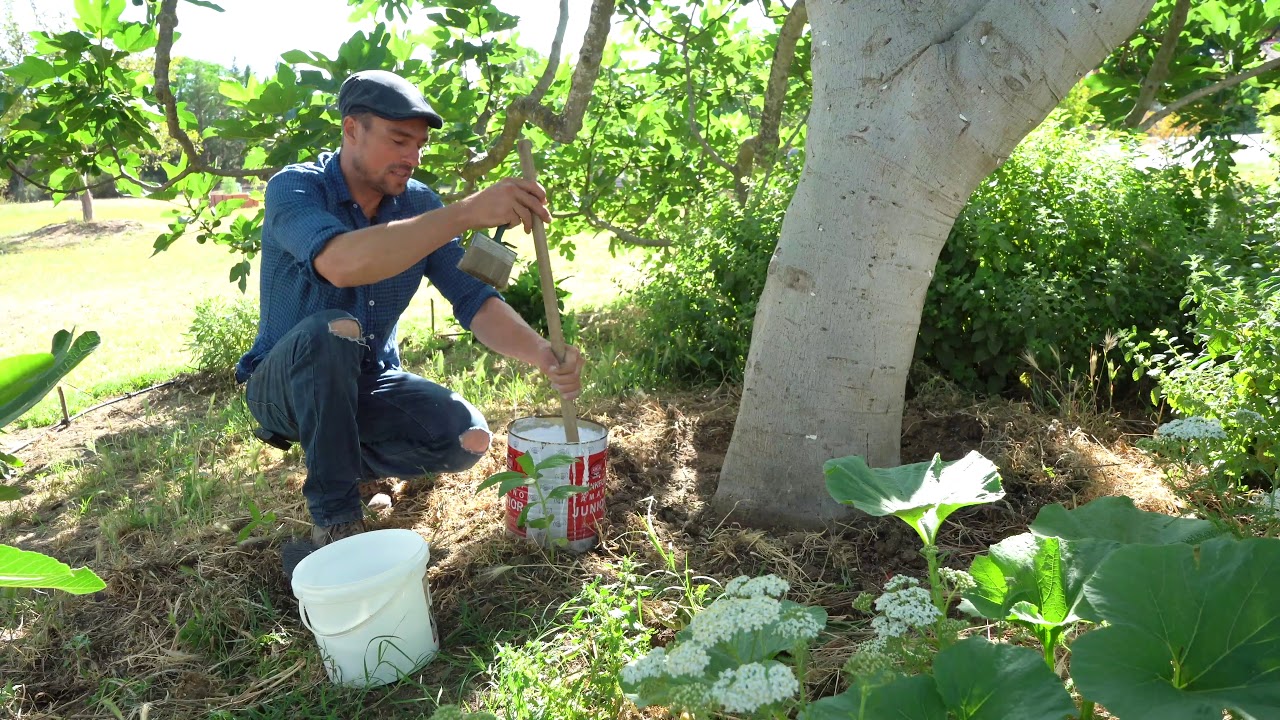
top-left (932, 637), bottom-right (1076, 720)
top-left (824, 451), bottom-right (1004, 545)
top-left (961, 533), bottom-right (1111, 659)
top-left (0, 485), bottom-right (22, 502)
top-left (0, 544), bottom-right (106, 594)
top-left (799, 675), bottom-right (946, 720)
top-left (1030, 495), bottom-right (1223, 546)
top-left (0, 330), bottom-right (101, 428)
top-left (1073, 538), bottom-right (1280, 720)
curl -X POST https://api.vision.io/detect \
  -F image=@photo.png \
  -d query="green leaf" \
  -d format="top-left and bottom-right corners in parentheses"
top-left (932, 637), bottom-right (1075, 720)
top-left (1073, 538), bottom-right (1280, 719)
top-left (0, 486), bottom-right (23, 502)
top-left (526, 516), bottom-right (552, 530)
top-left (0, 544), bottom-right (106, 594)
top-left (534, 454), bottom-right (578, 472)
top-left (824, 451), bottom-right (1004, 545)
top-left (182, 0), bottom-right (225, 10)
top-left (961, 533), bottom-right (1111, 638)
top-left (799, 675), bottom-right (947, 720)
top-left (545, 484), bottom-right (591, 502)
top-left (1030, 496), bottom-right (1224, 546)
top-left (515, 503), bottom-right (532, 529)
top-left (0, 330), bottom-right (100, 428)
top-left (516, 453), bottom-right (535, 477)
top-left (0, 354), bottom-right (55, 409)
top-left (477, 470), bottom-right (526, 493)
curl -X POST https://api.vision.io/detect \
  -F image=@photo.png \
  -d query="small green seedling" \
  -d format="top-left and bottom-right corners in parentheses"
top-left (236, 499), bottom-right (278, 543)
top-left (478, 453), bottom-right (589, 550)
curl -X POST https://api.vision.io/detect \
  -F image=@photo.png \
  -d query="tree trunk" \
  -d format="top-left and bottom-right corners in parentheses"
top-left (79, 174), bottom-right (93, 222)
top-left (712, 0), bottom-right (1158, 529)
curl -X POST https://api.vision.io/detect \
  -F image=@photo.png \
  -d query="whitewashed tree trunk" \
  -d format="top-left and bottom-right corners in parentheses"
top-left (79, 174), bottom-right (93, 222)
top-left (714, 0), bottom-right (1158, 529)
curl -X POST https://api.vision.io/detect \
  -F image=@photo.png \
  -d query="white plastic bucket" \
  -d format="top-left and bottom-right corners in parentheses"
top-left (290, 529), bottom-right (438, 687)
top-left (505, 417), bottom-right (609, 553)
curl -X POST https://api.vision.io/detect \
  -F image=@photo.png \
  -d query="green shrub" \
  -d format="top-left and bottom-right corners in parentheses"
top-left (186, 296), bottom-right (259, 375)
top-left (918, 124), bottom-right (1240, 393)
top-left (502, 261), bottom-right (577, 345)
top-left (626, 180), bottom-right (793, 384)
top-left (1130, 225), bottom-right (1280, 486)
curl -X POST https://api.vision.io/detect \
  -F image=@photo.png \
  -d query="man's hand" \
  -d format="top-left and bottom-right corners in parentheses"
top-left (460, 177), bottom-right (552, 234)
top-left (535, 343), bottom-right (584, 401)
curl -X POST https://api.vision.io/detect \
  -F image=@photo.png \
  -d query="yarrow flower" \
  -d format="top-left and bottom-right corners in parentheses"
top-left (663, 640), bottom-right (711, 677)
top-left (710, 662), bottom-right (799, 714)
top-left (1156, 417), bottom-right (1227, 441)
top-left (688, 596), bottom-right (782, 646)
top-left (883, 574), bottom-right (920, 592)
top-left (621, 647), bottom-right (666, 685)
top-left (939, 567), bottom-right (976, 593)
top-left (872, 583), bottom-right (940, 639)
top-left (724, 574), bottom-right (791, 598)
top-left (774, 607), bottom-right (823, 642)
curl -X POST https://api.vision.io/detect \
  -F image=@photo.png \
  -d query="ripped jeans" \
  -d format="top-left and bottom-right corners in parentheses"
top-left (244, 309), bottom-right (490, 528)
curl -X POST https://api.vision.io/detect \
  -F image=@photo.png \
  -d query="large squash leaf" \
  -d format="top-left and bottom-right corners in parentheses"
top-left (932, 637), bottom-right (1075, 720)
top-left (1073, 538), bottom-right (1280, 719)
top-left (824, 451), bottom-right (1004, 545)
top-left (962, 533), bottom-right (1111, 658)
top-left (799, 675), bottom-right (946, 720)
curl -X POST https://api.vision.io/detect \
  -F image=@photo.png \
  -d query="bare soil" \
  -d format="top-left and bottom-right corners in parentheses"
top-left (0, 220), bottom-right (143, 253)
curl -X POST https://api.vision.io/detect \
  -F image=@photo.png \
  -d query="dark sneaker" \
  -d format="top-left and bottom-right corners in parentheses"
top-left (310, 519), bottom-right (368, 547)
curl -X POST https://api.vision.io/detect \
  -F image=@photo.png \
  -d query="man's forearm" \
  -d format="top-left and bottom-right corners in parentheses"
top-left (469, 297), bottom-right (551, 366)
top-left (314, 203), bottom-right (473, 287)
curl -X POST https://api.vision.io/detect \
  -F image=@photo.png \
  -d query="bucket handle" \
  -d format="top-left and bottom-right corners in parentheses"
top-left (298, 580), bottom-right (414, 639)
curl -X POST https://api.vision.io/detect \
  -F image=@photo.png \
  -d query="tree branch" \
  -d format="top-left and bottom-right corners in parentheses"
top-left (683, 33), bottom-right (738, 178)
top-left (581, 207), bottom-right (670, 247)
top-left (1123, 0), bottom-right (1191, 128)
top-left (4, 160), bottom-right (120, 195)
top-left (149, 0), bottom-right (273, 183)
top-left (461, 0), bottom-right (615, 184)
top-left (1140, 54), bottom-right (1280, 130)
top-left (735, 0), bottom-right (807, 182)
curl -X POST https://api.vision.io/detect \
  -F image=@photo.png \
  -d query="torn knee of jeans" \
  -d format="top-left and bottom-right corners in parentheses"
top-left (460, 427), bottom-right (491, 455)
top-left (327, 318), bottom-right (367, 346)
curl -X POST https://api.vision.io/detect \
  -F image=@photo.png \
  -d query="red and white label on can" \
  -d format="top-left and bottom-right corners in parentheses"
top-left (504, 417), bottom-right (608, 550)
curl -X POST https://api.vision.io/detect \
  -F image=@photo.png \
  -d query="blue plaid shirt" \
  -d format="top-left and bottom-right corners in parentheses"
top-left (235, 150), bottom-right (500, 382)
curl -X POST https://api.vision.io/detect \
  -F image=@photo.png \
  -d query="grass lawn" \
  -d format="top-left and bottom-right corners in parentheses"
top-left (0, 198), bottom-right (649, 426)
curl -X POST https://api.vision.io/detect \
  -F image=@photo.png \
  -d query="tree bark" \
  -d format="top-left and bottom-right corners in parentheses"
top-left (79, 173), bottom-right (93, 222)
top-left (1123, 0), bottom-right (1191, 128)
top-left (713, 0), bottom-right (1159, 529)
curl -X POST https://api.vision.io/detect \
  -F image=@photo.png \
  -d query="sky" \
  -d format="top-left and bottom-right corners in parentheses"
top-left (14, 0), bottom-right (595, 73)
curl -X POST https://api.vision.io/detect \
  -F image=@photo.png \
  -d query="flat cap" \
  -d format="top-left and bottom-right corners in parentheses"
top-left (338, 70), bottom-right (443, 129)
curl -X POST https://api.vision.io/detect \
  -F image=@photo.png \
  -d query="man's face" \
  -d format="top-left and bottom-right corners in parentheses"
top-left (343, 114), bottom-right (430, 197)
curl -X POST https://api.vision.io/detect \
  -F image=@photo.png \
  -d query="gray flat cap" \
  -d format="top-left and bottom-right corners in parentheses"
top-left (338, 70), bottom-right (443, 129)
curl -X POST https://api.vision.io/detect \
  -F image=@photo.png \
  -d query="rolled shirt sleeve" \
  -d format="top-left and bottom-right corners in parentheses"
top-left (425, 238), bottom-right (502, 330)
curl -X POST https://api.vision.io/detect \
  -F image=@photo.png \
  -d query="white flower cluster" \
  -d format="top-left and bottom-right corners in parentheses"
top-left (724, 574), bottom-right (791, 599)
top-left (689, 595), bottom-right (782, 646)
top-left (774, 607), bottom-right (823, 642)
top-left (871, 580), bottom-right (940, 640)
top-left (883, 574), bottom-right (919, 592)
top-left (938, 567), bottom-right (976, 593)
top-left (1156, 416), bottom-right (1227, 441)
top-left (664, 640), bottom-right (711, 677)
top-left (621, 646), bottom-right (666, 685)
top-left (710, 662), bottom-right (799, 714)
